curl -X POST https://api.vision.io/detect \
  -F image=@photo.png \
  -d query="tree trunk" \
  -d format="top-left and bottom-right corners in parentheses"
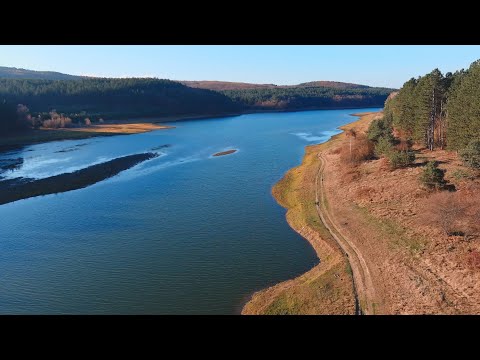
top-left (428, 88), bottom-right (436, 151)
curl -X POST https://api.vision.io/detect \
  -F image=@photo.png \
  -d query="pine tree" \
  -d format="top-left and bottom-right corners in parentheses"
top-left (392, 78), bottom-right (417, 137)
top-left (447, 62), bottom-right (480, 151)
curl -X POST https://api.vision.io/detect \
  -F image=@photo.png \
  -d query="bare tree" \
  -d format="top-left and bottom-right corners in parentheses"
top-left (42, 111), bottom-right (73, 129)
top-left (346, 128), bottom-right (357, 160)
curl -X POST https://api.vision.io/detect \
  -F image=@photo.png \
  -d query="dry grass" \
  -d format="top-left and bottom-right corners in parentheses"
top-left (339, 134), bottom-right (375, 166)
top-left (467, 250), bottom-right (480, 270)
top-left (417, 187), bottom-right (480, 241)
top-left (57, 123), bottom-right (171, 134)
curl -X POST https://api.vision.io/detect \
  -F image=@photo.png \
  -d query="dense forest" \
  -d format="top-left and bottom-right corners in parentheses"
top-left (222, 86), bottom-right (392, 110)
top-left (0, 66), bottom-right (81, 80)
top-left (382, 59), bottom-right (480, 153)
top-left (0, 78), bottom-right (241, 132)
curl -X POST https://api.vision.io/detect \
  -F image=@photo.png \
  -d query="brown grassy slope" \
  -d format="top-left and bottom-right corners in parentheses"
top-left (322, 117), bottom-right (480, 314)
top-left (297, 81), bottom-right (370, 89)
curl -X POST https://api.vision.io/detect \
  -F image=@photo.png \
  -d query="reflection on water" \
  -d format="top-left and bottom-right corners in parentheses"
top-left (0, 108), bottom-right (379, 314)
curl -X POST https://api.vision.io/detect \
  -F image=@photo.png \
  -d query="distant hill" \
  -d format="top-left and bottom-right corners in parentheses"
top-left (181, 80), bottom-right (374, 91)
top-left (181, 80), bottom-right (277, 91)
top-left (296, 81), bottom-right (370, 89)
top-left (0, 65), bottom-right (394, 123)
top-left (0, 66), bottom-right (82, 80)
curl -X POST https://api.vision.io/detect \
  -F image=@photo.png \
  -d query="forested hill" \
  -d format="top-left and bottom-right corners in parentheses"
top-left (0, 78), bottom-right (241, 126)
top-left (0, 66), bottom-right (394, 135)
top-left (180, 81), bottom-right (277, 91)
top-left (0, 66), bottom-right (82, 80)
top-left (221, 85), bottom-right (393, 110)
top-left (296, 81), bottom-right (370, 89)
top-left (168, 80), bottom-right (394, 111)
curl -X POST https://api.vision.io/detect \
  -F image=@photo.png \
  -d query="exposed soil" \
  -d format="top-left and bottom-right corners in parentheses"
top-left (58, 123), bottom-right (172, 134)
top-left (212, 149), bottom-right (237, 157)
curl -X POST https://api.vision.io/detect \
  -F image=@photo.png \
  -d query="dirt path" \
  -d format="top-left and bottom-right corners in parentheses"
top-left (316, 151), bottom-right (377, 314)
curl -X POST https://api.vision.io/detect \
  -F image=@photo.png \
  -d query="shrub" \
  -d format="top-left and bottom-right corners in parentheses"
top-left (421, 192), bottom-right (465, 236)
top-left (420, 191), bottom-right (480, 240)
top-left (340, 134), bottom-right (375, 165)
top-left (420, 161), bottom-right (446, 189)
top-left (387, 150), bottom-right (416, 169)
top-left (42, 111), bottom-right (73, 129)
top-left (367, 119), bottom-right (389, 142)
top-left (466, 250), bottom-right (480, 270)
top-left (374, 135), bottom-right (395, 157)
top-left (460, 139), bottom-right (480, 169)
top-left (451, 169), bottom-right (475, 181)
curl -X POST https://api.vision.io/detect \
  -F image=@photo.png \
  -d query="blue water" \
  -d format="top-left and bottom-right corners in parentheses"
top-left (0, 108), bottom-right (379, 314)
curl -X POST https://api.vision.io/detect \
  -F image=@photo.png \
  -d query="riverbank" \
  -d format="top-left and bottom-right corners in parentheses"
top-left (242, 114), bottom-right (382, 314)
top-left (0, 152), bottom-right (157, 205)
top-left (244, 110), bottom-right (480, 314)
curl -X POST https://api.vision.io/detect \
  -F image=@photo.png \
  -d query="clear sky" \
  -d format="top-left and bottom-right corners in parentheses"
top-left (1, 45), bottom-right (479, 88)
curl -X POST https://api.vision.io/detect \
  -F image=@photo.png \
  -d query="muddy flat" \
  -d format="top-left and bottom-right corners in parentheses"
top-left (0, 152), bottom-right (158, 205)
top-left (213, 149), bottom-right (237, 157)
top-left (58, 123), bottom-right (172, 134)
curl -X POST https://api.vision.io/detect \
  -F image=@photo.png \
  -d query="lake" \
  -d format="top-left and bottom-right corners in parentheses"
top-left (0, 108), bottom-right (379, 314)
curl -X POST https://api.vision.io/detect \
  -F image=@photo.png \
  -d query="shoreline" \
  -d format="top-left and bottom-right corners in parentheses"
top-left (0, 107), bottom-right (381, 152)
top-left (242, 112), bottom-right (378, 315)
top-left (156, 106), bottom-right (382, 124)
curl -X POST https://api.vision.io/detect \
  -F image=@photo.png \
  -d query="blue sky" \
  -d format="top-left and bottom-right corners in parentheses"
top-left (1, 45), bottom-right (479, 88)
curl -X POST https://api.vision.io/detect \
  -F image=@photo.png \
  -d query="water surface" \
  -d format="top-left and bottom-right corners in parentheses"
top-left (0, 108), bottom-right (379, 314)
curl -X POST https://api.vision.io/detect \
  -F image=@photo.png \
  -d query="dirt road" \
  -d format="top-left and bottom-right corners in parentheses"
top-left (316, 151), bottom-right (377, 314)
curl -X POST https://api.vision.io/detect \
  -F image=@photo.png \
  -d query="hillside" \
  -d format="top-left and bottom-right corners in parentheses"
top-left (0, 66), bottom-right (82, 80)
top-left (0, 78), bottom-right (240, 125)
top-left (152, 80), bottom-right (394, 111)
top-left (181, 80), bottom-right (378, 91)
top-left (297, 81), bottom-right (370, 89)
top-left (180, 80), bottom-right (277, 91)
top-left (222, 86), bottom-right (393, 110)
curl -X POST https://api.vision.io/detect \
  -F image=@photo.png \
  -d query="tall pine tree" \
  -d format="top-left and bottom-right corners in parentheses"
top-left (446, 62), bottom-right (480, 151)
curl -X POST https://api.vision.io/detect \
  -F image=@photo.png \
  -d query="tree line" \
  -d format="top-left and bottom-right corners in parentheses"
top-left (222, 86), bottom-right (392, 110)
top-left (383, 59), bottom-right (480, 153)
top-left (0, 78), bottom-right (241, 133)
